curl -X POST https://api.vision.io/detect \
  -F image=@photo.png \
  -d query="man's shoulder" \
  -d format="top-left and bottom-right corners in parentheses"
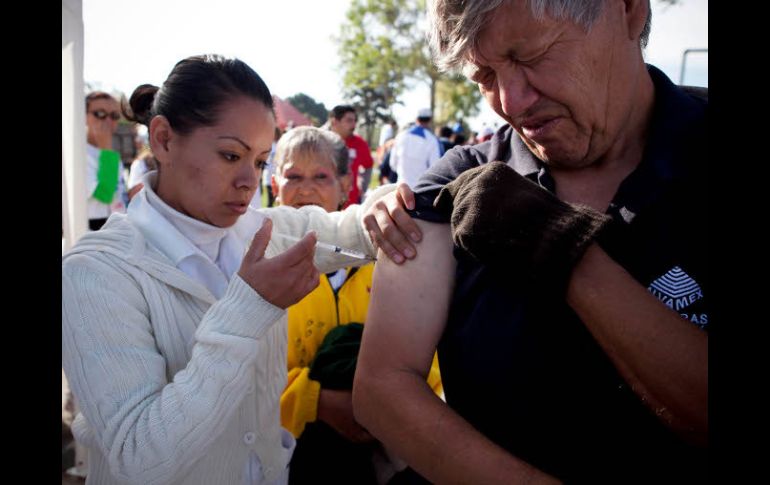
top-left (679, 85), bottom-right (708, 103)
top-left (404, 125), bottom-right (438, 141)
top-left (349, 133), bottom-right (371, 149)
top-left (410, 125), bottom-right (518, 222)
top-left (648, 64), bottom-right (707, 119)
top-left (412, 144), bottom-right (489, 195)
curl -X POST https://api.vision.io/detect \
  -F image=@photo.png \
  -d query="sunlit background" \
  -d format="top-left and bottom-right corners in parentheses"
top-left (82, 0), bottom-right (707, 135)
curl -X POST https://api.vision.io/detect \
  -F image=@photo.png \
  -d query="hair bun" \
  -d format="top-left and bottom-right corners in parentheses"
top-left (122, 84), bottom-right (159, 126)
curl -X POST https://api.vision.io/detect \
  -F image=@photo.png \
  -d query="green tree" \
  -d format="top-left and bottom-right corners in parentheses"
top-left (336, 0), bottom-right (412, 144)
top-left (373, 0), bottom-right (480, 126)
top-left (337, 0), bottom-right (483, 143)
top-left (286, 93), bottom-right (328, 126)
top-left (397, 0), bottom-right (441, 113)
top-left (434, 75), bottom-right (482, 127)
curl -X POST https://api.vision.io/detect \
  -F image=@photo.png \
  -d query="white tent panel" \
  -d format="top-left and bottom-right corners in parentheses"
top-left (62, 0), bottom-right (87, 253)
top-left (62, 0), bottom-right (91, 477)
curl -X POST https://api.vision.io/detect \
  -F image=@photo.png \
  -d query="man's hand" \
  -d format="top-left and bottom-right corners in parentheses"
top-left (88, 117), bottom-right (115, 150)
top-left (362, 183), bottom-right (422, 264)
top-left (435, 162), bottom-right (609, 293)
top-left (238, 219), bottom-right (320, 308)
top-left (317, 388), bottom-right (374, 443)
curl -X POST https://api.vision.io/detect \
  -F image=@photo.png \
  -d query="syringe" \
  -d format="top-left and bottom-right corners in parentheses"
top-left (272, 232), bottom-right (377, 261)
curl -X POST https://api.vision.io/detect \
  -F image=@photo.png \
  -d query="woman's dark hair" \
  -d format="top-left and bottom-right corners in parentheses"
top-left (122, 54), bottom-right (274, 135)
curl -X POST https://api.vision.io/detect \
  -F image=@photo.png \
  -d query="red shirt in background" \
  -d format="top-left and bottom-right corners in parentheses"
top-left (344, 134), bottom-right (373, 208)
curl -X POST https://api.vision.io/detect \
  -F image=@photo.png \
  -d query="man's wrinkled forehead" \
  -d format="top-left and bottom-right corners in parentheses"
top-left (461, 25), bottom-right (515, 76)
top-left (462, 3), bottom-right (525, 66)
top-left (462, 32), bottom-right (501, 78)
top-left (461, 2), bottom-right (573, 74)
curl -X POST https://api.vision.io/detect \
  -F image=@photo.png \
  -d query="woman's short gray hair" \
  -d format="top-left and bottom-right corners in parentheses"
top-left (427, 0), bottom-right (651, 73)
top-left (274, 126), bottom-right (350, 177)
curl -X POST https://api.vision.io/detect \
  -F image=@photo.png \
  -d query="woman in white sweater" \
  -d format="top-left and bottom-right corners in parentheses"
top-left (62, 54), bottom-right (412, 485)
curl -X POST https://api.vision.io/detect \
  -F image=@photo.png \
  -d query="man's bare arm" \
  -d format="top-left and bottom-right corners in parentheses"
top-left (353, 220), bottom-right (559, 484)
top-left (568, 244), bottom-right (708, 445)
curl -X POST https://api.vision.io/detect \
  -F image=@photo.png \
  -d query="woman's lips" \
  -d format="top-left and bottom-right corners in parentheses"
top-left (225, 202), bottom-right (248, 214)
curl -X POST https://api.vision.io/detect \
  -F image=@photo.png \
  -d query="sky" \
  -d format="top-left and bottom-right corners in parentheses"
top-left (82, 0), bottom-right (707, 134)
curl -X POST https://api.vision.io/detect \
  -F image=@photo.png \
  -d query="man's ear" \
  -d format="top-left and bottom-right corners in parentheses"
top-left (149, 115), bottom-right (172, 166)
top-left (622, 0), bottom-right (650, 43)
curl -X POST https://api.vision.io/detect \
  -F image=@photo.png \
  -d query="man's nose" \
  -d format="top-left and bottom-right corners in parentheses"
top-left (497, 67), bottom-right (539, 120)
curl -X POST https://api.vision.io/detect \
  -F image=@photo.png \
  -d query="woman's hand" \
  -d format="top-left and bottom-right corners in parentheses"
top-left (238, 219), bottom-right (320, 308)
top-left (362, 183), bottom-right (422, 264)
top-left (318, 388), bottom-right (374, 443)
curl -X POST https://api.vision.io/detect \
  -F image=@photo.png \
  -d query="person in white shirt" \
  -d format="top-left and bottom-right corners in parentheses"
top-left (389, 108), bottom-right (443, 188)
top-left (62, 54), bottom-right (417, 485)
top-left (125, 126), bottom-right (157, 201)
top-left (256, 127), bottom-right (284, 209)
top-left (126, 149), bottom-right (157, 200)
top-left (85, 91), bottom-right (125, 229)
top-left (378, 118), bottom-right (396, 149)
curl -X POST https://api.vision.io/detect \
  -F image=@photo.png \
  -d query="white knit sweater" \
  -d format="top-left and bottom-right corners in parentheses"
top-left (62, 184), bottom-right (390, 485)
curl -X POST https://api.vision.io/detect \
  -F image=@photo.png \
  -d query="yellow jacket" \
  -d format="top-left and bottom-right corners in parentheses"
top-left (281, 263), bottom-right (442, 438)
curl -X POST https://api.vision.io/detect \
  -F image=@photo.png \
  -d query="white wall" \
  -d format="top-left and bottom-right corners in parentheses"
top-left (62, 0), bottom-right (88, 252)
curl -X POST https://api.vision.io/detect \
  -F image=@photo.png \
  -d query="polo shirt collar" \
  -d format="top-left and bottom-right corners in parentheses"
top-left (493, 126), bottom-right (555, 191)
top-left (610, 64), bottom-right (707, 221)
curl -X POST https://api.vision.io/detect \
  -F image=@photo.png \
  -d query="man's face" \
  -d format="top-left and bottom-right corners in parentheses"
top-left (332, 112), bottom-right (357, 139)
top-left (467, 0), bottom-right (641, 168)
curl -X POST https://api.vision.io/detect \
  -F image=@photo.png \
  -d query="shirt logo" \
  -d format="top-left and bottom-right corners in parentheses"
top-left (648, 266), bottom-right (707, 329)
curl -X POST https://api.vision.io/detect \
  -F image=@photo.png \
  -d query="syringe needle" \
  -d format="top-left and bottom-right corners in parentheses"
top-left (272, 232), bottom-right (377, 261)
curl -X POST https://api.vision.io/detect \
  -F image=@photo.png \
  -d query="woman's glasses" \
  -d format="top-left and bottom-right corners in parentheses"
top-left (90, 110), bottom-right (121, 121)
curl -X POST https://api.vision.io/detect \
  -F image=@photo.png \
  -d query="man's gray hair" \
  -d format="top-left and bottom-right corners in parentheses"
top-left (427, 0), bottom-right (652, 73)
top-left (274, 126), bottom-right (350, 177)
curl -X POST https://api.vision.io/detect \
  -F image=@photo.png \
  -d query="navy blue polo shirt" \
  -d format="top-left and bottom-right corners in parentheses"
top-left (411, 65), bottom-right (708, 483)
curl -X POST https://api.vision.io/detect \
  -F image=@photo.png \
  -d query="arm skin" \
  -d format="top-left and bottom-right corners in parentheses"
top-left (353, 220), bottom-right (560, 484)
top-left (317, 388), bottom-right (373, 443)
top-left (567, 244), bottom-right (708, 445)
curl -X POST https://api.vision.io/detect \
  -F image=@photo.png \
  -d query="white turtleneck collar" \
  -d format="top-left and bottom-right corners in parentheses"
top-left (143, 176), bottom-right (228, 264)
top-left (128, 171), bottom-right (259, 299)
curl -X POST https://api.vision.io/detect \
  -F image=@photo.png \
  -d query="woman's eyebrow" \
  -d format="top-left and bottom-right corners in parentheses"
top-left (217, 135), bottom-right (251, 151)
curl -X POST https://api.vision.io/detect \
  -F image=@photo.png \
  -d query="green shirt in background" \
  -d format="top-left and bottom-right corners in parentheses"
top-left (92, 149), bottom-right (120, 203)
